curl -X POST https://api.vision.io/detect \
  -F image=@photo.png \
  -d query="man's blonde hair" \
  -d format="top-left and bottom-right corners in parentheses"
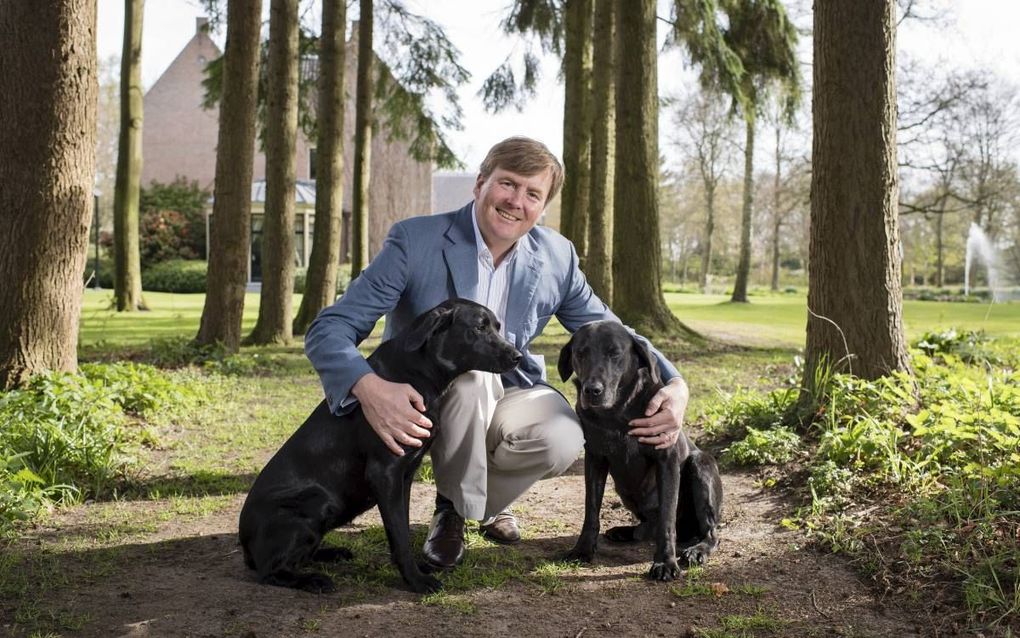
top-left (478, 136), bottom-right (564, 203)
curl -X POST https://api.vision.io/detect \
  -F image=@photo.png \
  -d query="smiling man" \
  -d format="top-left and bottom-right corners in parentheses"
top-left (305, 137), bottom-right (689, 571)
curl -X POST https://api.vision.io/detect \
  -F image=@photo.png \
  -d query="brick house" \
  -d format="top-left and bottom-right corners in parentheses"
top-left (142, 17), bottom-right (433, 281)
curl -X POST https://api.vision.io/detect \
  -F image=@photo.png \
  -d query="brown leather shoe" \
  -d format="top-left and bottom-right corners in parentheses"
top-left (423, 507), bottom-right (465, 570)
top-left (479, 511), bottom-right (521, 545)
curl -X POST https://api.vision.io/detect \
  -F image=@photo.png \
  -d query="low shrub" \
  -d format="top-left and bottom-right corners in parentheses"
top-left (142, 259), bottom-right (207, 293)
top-left (723, 425), bottom-right (800, 466)
top-left (0, 363), bottom-right (204, 536)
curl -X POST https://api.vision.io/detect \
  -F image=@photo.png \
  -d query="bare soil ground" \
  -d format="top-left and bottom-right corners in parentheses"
top-left (2, 445), bottom-right (948, 638)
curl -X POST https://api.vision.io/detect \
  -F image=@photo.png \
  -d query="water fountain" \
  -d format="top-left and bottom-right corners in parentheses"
top-left (964, 223), bottom-right (1003, 301)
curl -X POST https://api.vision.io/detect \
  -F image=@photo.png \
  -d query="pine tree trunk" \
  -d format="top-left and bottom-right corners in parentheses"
top-left (586, 0), bottom-right (614, 302)
top-left (731, 113), bottom-right (755, 302)
top-left (611, 0), bottom-right (681, 336)
top-left (293, 0), bottom-right (346, 336)
top-left (247, 0), bottom-right (299, 346)
top-left (113, 0), bottom-right (145, 311)
top-left (351, 2), bottom-right (373, 276)
top-left (0, 0), bottom-right (97, 389)
top-left (804, 0), bottom-right (911, 390)
top-left (561, 0), bottom-right (593, 264)
top-left (196, 0), bottom-right (262, 352)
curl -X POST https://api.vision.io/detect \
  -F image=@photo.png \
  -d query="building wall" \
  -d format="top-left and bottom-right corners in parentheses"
top-left (142, 19), bottom-right (432, 260)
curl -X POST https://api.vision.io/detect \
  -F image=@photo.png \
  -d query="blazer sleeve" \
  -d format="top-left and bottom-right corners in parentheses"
top-left (553, 241), bottom-right (682, 383)
top-left (304, 222), bottom-right (412, 415)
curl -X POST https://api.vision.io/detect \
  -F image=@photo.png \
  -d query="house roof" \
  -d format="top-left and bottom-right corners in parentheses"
top-left (251, 179), bottom-right (317, 205)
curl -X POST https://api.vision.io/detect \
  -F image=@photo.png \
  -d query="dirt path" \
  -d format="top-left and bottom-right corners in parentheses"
top-left (3, 451), bottom-right (939, 638)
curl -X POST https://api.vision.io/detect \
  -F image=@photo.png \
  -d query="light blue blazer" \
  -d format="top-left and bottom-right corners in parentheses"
top-left (305, 203), bottom-right (682, 416)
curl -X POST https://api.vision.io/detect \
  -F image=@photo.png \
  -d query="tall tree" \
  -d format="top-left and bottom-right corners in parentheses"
top-left (560, 0), bottom-right (593, 263)
top-left (584, 0), bottom-right (614, 301)
top-left (247, 0), bottom-right (299, 345)
top-left (611, 0), bottom-right (682, 335)
top-left (293, 0), bottom-right (347, 335)
top-left (113, 0), bottom-right (146, 311)
top-left (719, 0), bottom-right (800, 303)
top-left (196, 0), bottom-right (263, 352)
top-left (674, 91), bottom-right (737, 293)
top-left (804, 0), bottom-right (911, 393)
top-left (0, 0), bottom-right (97, 389)
top-left (351, 1), bottom-right (374, 276)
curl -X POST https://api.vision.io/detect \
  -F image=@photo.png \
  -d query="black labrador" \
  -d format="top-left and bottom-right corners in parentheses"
top-left (239, 299), bottom-right (522, 594)
top-left (557, 320), bottom-right (722, 580)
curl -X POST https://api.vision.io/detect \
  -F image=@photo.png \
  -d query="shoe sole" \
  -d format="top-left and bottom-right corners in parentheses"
top-left (479, 529), bottom-right (521, 545)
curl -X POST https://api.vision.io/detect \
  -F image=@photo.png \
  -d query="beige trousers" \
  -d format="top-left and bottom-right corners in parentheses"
top-left (432, 371), bottom-right (584, 521)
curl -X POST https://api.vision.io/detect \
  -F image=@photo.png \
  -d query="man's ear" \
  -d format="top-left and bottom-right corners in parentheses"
top-left (631, 335), bottom-right (662, 386)
top-left (557, 335), bottom-right (575, 382)
top-left (404, 306), bottom-right (455, 351)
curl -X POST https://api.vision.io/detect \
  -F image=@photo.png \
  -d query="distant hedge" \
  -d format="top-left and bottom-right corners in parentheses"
top-left (141, 259), bottom-right (208, 293)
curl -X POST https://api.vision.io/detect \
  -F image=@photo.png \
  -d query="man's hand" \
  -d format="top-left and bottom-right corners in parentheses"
top-left (628, 377), bottom-right (689, 449)
top-left (352, 373), bottom-right (432, 456)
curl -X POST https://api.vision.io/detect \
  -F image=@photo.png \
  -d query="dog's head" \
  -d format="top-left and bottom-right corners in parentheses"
top-left (558, 321), bottom-right (661, 410)
top-left (403, 299), bottom-right (522, 375)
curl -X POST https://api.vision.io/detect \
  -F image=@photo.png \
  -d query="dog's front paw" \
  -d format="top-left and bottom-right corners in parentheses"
top-left (647, 558), bottom-right (682, 581)
top-left (559, 543), bottom-right (596, 563)
top-left (408, 573), bottom-right (443, 594)
top-left (681, 543), bottom-right (711, 566)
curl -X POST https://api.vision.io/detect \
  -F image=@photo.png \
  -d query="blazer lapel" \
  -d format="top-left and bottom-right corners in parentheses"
top-left (442, 204), bottom-right (478, 300)
top-left (505, 233), bottom-right (543, 345)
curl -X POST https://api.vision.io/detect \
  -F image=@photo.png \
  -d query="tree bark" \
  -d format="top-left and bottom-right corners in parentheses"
top-left (351, 2), bottom-right (374, 276)
top-left (113, 0), bottom-right (145, 311)
top-left (247, 0), bottom-right (300, 346)
top-left (0, 0), bottom-right (97, 389)
top-left (561, 0), bottom-right (593, 264)
top-left (699, 185), bottom-right (715, 292)
top-left (731, 113), bottom-right (755, 302)
top-left (293, 0), bottom-right (347, 336)
top-left (611, 0), bottom-right (682, 335)
top-left (804, 0), bottom-right (911, 390)
top-left (196, 0), bottom-right (262, 352)
top-left (586, 0), bottom-right (614, 302)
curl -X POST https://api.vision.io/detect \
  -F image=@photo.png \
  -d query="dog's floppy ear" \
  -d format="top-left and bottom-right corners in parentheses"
top-left (631, 335), bottom-right (663, 386)
top-left (557, 334), bottom-right (575, 381)
top-left (404, 305), bottom-right (455, 351)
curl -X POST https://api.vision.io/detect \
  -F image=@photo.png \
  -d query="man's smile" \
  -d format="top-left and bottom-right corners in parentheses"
top-left (495, 208), bottom-right (520, 222)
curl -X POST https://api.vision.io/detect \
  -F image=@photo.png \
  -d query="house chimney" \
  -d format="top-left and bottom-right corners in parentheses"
top-left (196, 17), bottom-right (209, 35)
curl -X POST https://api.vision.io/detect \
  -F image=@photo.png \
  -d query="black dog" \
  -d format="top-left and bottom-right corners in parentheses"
top-left (239, 299), bottom-right (522, 594)
top-left (557, 321), bottom-right (722, 580)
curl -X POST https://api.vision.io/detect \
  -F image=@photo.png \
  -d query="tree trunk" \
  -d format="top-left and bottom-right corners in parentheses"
top-left (293, 0), bottom-right (347, 336)
top-left (113, 0), bottom-right (145, 312)
top-left (561, 0), bottom-right (593, 264)
top-left (351, 2), bottom-right (374, 276)
top-left (731, 113), bottom-right (755, 302)
top-left (196, 0), bottom-right (262, 352)
top-left (611, 0), bottom-right (682, 335)
top-left (0, 0), bottom-right (97, 389)
top-left (770, 125), bottom-right (781, 291)
top-left (247, 0), bottom-right (299, 346)
top-left (804, 0), bottom-right (911, 392)
top-left (586, 0), bottom-right (614, 302)
top-left (934, 195), bottom-right (946, 288)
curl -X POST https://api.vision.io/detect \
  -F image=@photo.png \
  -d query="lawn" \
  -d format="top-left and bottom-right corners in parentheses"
top-left (79, 288), bottom-right (1020, 350)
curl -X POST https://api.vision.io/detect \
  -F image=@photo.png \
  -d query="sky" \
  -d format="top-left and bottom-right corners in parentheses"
top-left (95, 1), bottom-right (1020, 172)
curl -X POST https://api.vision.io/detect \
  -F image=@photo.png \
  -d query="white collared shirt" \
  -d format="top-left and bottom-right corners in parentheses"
top-left (470, 202), bottom-right (517, 336)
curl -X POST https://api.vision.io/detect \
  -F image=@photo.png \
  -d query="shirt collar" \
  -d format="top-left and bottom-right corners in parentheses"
top-left (470, 202), bottom-right (519, 266)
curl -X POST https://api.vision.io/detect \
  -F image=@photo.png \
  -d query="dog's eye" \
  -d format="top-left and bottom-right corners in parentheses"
top-left (607, 350), bottom-right (622, 359)
top-left (475, 324), bottom-right (486, 332)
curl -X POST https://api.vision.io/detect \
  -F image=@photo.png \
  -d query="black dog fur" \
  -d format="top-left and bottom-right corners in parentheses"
top-left (239, 299), bottom-right (521, 594)
top-left (558, 320), bottom-right (722, 580)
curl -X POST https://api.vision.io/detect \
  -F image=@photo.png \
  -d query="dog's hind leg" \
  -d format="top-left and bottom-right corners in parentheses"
top-left (250, 514), bottom-right (336, 594)
top-left (367, 461), bottom-right (442, 594)
top-left (677, 451), bottom-right (723, 566)
top-left (605, 519), bottom-right (655, 543)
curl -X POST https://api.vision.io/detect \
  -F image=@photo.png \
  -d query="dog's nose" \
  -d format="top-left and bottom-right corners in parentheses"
top-left (582, 382), bottom-right (604, 398)
top-left (511, 351), bottom-right (523, 365)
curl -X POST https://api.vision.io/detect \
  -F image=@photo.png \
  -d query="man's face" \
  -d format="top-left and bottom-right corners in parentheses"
top-left (473, 166), bottom-right (553, 256)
